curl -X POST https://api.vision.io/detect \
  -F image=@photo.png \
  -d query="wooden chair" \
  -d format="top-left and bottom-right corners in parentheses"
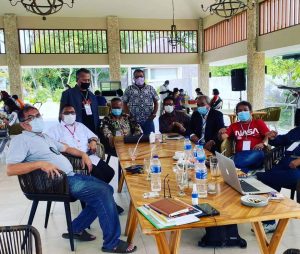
top-left (0, 225), bottom-right (42, 254)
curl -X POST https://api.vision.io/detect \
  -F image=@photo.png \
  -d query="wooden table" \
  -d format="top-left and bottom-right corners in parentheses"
top-left (116, 148), bottom-right (300, 254)
top-left (221, 110), bottom-right (268, 124)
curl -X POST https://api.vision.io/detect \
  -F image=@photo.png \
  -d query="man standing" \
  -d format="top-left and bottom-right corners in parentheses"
top-left (159, 80), bottom-right (171, 114)
top-left (60, 68), bottom-right (99, 133)
top-left (123, 69), bottom-right (159, 134)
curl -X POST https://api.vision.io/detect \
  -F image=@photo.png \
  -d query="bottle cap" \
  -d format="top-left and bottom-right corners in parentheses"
top-left (153, 155), bottom-right (159, 158)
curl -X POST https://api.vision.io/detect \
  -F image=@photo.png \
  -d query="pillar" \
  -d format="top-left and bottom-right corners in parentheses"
top-left (4, 14), bottom-right (23, 98)
top-left (247, 3), bottom-right (265, 110)
top-left (198, 18), bottom-right (210, 96)
top-left (107, 16), bottom-right (121, 81)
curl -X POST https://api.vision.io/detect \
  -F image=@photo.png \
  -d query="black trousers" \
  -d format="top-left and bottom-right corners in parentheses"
top-left (91, 159), bottom-right (115, 184)
top-left (295, 109), bottom-right (300, 127)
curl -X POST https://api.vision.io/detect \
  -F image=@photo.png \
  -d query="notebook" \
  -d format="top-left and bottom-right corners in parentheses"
top-left (148, 198), bottom-right (189, 217)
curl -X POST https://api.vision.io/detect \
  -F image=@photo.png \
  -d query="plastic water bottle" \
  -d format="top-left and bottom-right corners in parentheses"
top-left (149, 132), bottom-right (155, 144)
top-left (193, 146), bottom-right (198, 158)
top-left (196, 145), bottom-right (206, 162)
top-left (195, 160), bottom-right (207, 198)
top-left (184, 137), bottom-right (192, 159)
top-left (150, 155), bottom-right (162, 192)
top-left (191, 183), bottom-right (199, 205)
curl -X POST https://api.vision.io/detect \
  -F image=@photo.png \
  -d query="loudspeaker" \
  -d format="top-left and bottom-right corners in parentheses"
top-left (209, 72), bottom-right (212, 78)
top-left (231, 69), bottom-right (246, 91)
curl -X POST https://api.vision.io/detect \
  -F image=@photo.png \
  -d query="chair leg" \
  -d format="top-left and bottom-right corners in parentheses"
top-left (291, 189), bottom-right (296, 200)
top-left (64, 202), bottom-right (74, 251)
top-left (44, 201), bottom-right (52, 228)
top-left (23, 200), bottom-right (39, 249)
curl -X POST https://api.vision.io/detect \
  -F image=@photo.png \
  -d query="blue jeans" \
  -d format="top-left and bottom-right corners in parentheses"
top-left (140, 119), bottom-right (155, 135)
top-left (68, 174), bottom-right (120, 250)
top-left (233, 150), bottom-right (265, 173)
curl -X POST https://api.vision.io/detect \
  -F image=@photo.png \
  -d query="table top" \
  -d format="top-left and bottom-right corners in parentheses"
top-left (114, 136), bottom-right (210, 161)
top-left (220, 110), bottom-right (267, 117)
top-left (119, 157), bottom-right (300, 235)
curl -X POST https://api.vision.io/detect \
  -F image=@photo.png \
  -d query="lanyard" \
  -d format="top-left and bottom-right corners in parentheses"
top-left (240, 121), bottom-right (252, 139)
top-left (36, 133), bottom-right (60, 155)
top-left (81, 91), bottom-right (91, 104)
top-left (64, 124), bottom-right (76, 137)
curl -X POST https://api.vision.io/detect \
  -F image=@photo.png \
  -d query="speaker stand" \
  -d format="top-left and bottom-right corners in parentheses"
top-left (239, 91), bottom-right (242, 101)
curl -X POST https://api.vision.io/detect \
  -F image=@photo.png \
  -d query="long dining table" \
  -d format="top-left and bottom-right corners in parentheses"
top-left (114, 137), bottom-right (300, 254)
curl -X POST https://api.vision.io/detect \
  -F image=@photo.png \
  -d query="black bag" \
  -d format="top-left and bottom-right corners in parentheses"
top-left (198, 225), bottom-right (247, 248)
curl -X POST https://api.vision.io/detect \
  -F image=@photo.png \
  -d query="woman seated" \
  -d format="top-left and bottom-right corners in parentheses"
top-left (3, 98), bottom-right (20, 126)
top-left (220, 101), bottom-right (271, 173)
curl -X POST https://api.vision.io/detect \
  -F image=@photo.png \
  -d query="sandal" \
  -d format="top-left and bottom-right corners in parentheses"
top-left (62, 229), bottom-right (96, 241)
top-left (102, 240), bottom-right (137, 253)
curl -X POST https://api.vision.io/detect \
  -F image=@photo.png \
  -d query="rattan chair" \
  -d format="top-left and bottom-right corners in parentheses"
top-left (18, 169), bottom-right (75, 251)
top-left (0, 225), bottom-right (42, 254)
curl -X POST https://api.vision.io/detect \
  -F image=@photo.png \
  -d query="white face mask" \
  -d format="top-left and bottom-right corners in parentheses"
top-left (164, 105), bottom-right (174, 113)
top-left (63, 114), bottom-right (76, 125)
top-left (30, 117), bottom-right (44, 133)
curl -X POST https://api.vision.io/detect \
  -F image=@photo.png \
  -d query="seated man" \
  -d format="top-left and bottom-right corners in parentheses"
top-left (6, 105), bottom-right (136, 253)
top-left (190, 95), bottom-right (225, 152)
top-left (220, 101), bottom-right (270, 173)
top-left (159, 96), bottom-right (190, 136)
top-left (256, 127), bottom-right (300, 192)
top-left (95, 90), bottom-right (107, 106)
top-left (100, 97), bottom-right (142, 155)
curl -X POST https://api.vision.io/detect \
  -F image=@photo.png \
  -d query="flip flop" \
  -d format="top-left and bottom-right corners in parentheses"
top-left (62, 229), bottom-right (96, 241)
top-left (102, 240), bottom-right (137, 253)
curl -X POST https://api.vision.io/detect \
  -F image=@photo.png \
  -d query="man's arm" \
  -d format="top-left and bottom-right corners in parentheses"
top-left (64, 146), bottom-right (93, 172)
top-left (152, 100), bottom-right (158, 115)
top-left (123, 102), bottom-right (130, 115)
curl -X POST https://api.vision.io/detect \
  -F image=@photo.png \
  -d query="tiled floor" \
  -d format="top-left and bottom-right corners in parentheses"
top-left (0, 156), bottom-right (299, 254)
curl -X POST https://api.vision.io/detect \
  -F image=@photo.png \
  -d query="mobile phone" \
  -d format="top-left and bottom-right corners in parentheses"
top-left (193, 203), bottom-right (220, 217)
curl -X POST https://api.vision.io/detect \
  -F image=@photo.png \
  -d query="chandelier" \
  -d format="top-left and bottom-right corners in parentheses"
top-left (202, 0), bottom-right (255, 19)
top-left (9, 0), bottom-right (75, 20)
top-left (168, 0), bottom-right (180, 48)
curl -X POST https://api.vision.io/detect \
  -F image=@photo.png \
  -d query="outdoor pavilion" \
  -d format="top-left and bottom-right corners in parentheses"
top-left (1, 0), bottom-right (300, 253)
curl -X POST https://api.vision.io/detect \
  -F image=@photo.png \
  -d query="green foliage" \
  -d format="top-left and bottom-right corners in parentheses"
top-left (210, 63), bottom-right (247, 77)
top-left (52, 88), bottom-right (65, 102)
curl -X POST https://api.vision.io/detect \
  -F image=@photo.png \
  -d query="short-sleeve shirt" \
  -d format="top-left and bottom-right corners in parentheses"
top-left (226, 119), bottom-right (270, 152)
top-left (123, 84), bottom-right (159, 123)
top-left (45, 121), bottom-right (97, 152)
top-left (6, 131), bottom-right (74, 176)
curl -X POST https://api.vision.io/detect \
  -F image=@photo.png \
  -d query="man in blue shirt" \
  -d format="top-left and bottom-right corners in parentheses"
top-left (94, 90), bottom-right (107, 106)
top-left (6, 105), bottom-right (136, 253)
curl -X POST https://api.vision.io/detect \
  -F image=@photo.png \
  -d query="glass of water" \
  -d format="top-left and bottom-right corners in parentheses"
top-left (176, 169), bottom-right (188, 196)
top-left (210, 156), bottom-right (220, 180)
top-left (144, 158), bottom-right (151, 181)
top-left (128, 148), bottom-right (136, 165)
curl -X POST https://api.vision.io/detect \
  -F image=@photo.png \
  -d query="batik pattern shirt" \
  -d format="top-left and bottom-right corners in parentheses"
top-left (123, 84), bottom-right (159, 123)
top-left (100, 113), bottom-right (143, 138)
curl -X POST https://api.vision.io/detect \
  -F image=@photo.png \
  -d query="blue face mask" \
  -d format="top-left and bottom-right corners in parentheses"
top-left (112, 108), bottom-right (122, 116)
top-left (237, 111), bottom-right (251, 122)
top-left (197, 106), bottom-right (208, 115)
top-left (30, 117), bottom-right (44, 133)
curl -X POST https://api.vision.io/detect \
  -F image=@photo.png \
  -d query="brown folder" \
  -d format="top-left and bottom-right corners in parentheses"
top-left (148, 198), bottom-right (189, 217)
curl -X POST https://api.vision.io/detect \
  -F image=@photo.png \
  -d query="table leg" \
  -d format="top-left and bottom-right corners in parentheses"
top-left (124, 201), bottom-right (133, 236)
top-left (154, 233), bottom-right (171, 254)
top-left (252, 219), bottom-right (290, 254)
top-left (126, 205), bottom-right (138, 244)
top-left (169, 230), bottom-right (182, 254)
top-left (118, 172), bottom-right (125, 193)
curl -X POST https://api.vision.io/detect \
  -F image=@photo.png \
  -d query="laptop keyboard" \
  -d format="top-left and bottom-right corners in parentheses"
top-left (239, 180), bottom-right (259, 193)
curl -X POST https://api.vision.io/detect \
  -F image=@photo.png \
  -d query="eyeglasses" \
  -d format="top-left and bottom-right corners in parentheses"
top-left (163, 174), bottom-right (172, 198)
top-left (22, 113), bottom-right (42, 122)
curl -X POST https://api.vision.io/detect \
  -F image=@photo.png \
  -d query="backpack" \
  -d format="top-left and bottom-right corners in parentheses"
top-left (198, 225), bottom-right (247, 248)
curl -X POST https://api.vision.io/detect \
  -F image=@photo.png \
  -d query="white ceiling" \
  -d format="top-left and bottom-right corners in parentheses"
top-left (1, 0), bottom-right (215, 19)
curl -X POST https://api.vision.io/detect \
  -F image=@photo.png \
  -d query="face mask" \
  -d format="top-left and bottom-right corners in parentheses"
top-left (164, 105), bottom-right (174, 114)
top-left (237, 111), bottom-right (251, 122)
top-left (80, 82), bottom-right (90, 90)
top-left (135, 77), bottom-right (145, 87)
top-left (197, 106), bottom-right (208, 115)
top-left (112, 108), bottom-right (122, 116)
top-left (63, 114), bottom-right (76, 125)
top-left (30, 117), bottom-right (44, 133)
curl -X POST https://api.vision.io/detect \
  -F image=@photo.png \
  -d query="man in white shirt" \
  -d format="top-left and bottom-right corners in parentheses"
top-left (46, 104), bottom-right (123, 213)
top-left (159, 80), bottom-right (171, 114)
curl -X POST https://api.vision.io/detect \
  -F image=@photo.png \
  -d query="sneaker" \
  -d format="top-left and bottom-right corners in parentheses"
top-left (116, 204), bottom-right (124, 215)
top-left (263, 223), bottom-right (277, 233)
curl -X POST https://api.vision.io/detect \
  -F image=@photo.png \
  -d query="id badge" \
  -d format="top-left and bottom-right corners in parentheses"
top-left (116, 130), bottom-right (122, 136)
top-left (84, 104), bottom-right (92, 115)
top-left (242, 140), bottom-right (251, 151)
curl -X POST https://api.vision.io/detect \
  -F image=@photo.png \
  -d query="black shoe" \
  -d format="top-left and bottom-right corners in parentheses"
top-left (116, 204), bottom-right (124, 215)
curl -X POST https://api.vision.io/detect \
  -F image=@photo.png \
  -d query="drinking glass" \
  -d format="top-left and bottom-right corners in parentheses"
top-left (210, 156), bottom-right (220, 179)
top-left (144, 158), bottom-right (151, 181)
top-left (128, 148), bottom-right (136, 165)
top-left (176, 169), bottom-right (188, 196)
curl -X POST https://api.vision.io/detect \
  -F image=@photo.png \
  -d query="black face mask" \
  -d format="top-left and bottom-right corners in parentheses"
top-left (80, 83), bottom-right (90, 90)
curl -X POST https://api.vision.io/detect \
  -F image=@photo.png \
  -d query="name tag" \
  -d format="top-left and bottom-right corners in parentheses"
top-left (287, 141), bottom-right (300, 152)
top-left (84, 104), bottom-right (92, 115)
top-left (116, 131), bottom-right (122, 136)
top-left (242, 141), bottom-right (251, 151)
